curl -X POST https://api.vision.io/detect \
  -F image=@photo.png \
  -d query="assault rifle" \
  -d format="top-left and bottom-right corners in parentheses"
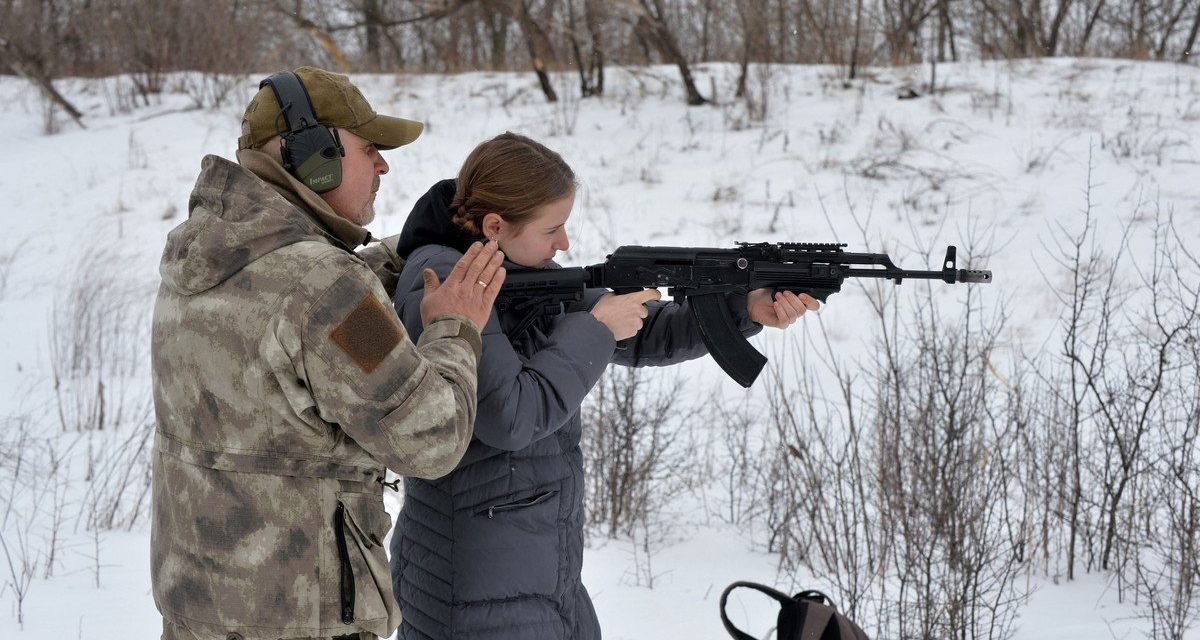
top-left (497, 243), bottom-right (992, 387)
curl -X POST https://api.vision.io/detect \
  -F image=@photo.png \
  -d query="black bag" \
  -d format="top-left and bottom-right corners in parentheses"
top-left (719, 581), bottom-right (870, 640)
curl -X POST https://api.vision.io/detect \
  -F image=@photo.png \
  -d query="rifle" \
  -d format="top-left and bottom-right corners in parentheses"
top-left (496, 243), bottom-right (993, 387)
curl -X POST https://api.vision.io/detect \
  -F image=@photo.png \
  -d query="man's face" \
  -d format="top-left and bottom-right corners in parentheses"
top-left (320, 129), bottom-right (389, 226)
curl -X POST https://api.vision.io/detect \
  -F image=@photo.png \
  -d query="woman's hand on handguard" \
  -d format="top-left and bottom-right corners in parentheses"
top-left (747, 288), bottom-right (820, 329)
top-left (420, 240), bottom-right (507, 331)
top-left (590, 289), bottom-right (662, 340)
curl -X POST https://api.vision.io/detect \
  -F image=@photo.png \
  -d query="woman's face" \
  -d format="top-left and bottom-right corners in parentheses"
top-left (487, 191), bottom-right (574, 268)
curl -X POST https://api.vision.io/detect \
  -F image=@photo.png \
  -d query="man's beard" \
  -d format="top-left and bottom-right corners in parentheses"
top-left (355, 177), bottom-right (381, 225)
top-left (356, 200), bottom-right (376, 226)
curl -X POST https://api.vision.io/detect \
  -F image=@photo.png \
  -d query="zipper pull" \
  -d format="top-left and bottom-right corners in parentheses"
top-left (487, 506), bottom-right (496, 519)
top-left (378, 476), bottom-right (401, 492)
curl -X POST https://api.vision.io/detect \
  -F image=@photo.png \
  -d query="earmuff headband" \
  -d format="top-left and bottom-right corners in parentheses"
top-left (260, 72), bottom-right (320, 135)
top-left (256, 71), bottom-right (344, 194)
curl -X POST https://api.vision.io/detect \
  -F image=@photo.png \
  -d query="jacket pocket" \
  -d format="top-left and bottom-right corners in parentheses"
top-left (334, 492), bottom-right (399, 633)
top-left (453, 488), bottom-right (563, 602)
top-left (474, 489), bottom-right (558, 519)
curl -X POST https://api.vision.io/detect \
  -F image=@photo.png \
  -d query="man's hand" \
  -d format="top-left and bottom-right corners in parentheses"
top-left (420, 241), bottom-right (507, 331)
top-left (590, 289), bottom-right (662, 340)
top-left (747, 288), bottom-right (819, 328)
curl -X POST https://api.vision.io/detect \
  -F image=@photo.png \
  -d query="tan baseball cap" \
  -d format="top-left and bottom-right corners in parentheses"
top-left (238, 66), bottom-right (423, 151)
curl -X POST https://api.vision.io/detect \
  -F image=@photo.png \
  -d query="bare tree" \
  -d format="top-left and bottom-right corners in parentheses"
top-left (732, 0), bottom-right (768, 99)
top-left (0, 0), bottom-right (86, 130)
top-left (1182, 2), bottom-right (1200, 62)
top-left (620, 0), bottom-right (709, 105)
top-left (512, 0), bottom-right (561, 102)
top-left (565, 0), bottom-right (606, 96)
top-left (880, 0), bottom-right (938, 63)
top-left (583, 367), bottom-right (700, 539)
top-left (266, 0), bottom-right (354, 71)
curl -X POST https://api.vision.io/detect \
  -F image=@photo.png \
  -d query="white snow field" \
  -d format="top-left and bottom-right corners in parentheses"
top-left (0, 59), bottom-right (1197, 639)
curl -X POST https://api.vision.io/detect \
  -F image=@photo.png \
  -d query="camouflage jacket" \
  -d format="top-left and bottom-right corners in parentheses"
top-left (150, 152), bottom-right (480, 640)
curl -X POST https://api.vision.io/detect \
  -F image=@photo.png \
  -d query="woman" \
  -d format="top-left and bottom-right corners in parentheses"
top-left (388, 132), bottom-right (818, 640)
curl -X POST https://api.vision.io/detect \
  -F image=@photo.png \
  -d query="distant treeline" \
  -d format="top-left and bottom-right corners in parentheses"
top-left (2, 0), bottom-right (1198, 106)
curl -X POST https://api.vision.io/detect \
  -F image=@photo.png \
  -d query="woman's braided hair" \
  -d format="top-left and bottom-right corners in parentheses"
top-left (451, 132), bottom-right (576, 236)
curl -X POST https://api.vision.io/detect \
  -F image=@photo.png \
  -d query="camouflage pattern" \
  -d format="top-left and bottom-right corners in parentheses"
top-left (150, 152), bottom-right (481, 640)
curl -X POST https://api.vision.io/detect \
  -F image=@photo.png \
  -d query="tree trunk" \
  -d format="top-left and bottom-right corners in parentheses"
top-left (849, 0), bottom-right (864, 78)
top-left (776, 0), bottom-right (790, 62)
top-left (735, 41), bottom-right (749, 99)
top-left (277, 1), bottom-right (353, 72)
top-left (484, 4), bottom-right (509, 69)
top-left (930, 21), bottom-right (938, 93)
top-left (1044, 0), bottom-right (1076, 56)
top-left (565, 0), bottom-right (592, 96)
top-left (734, 0), bottom-right (753, 98)
top-left (636, 0), bottom-right (708, 105)
top-left (1154, 0), bottom-right (1193, 59)
top-left (0, 37), bottom-right (85, 129)
top-left (940, 0), bottom-right (958, 61)
top-left (361, 0), bottom-right (384, 70)
top-left (516, 0), bottom-right (558, 102)
top-left (584, 0), bottom-right (605, 95)
top-left (1078, 0), bottom-right (1107, 55)
top-left (1182, 3), bottom-right (1200, 63)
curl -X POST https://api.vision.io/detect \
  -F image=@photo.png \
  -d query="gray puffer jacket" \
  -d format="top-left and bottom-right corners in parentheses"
top-left (388, 180), bottom-right (760, 640)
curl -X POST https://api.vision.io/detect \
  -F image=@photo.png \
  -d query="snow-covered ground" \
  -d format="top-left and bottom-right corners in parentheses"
top-left (0, 59), bottom-right (1197, 638)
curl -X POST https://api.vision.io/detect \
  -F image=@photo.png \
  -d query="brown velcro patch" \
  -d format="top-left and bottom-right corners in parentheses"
top-left (329, 294), bottom-right (405, 374)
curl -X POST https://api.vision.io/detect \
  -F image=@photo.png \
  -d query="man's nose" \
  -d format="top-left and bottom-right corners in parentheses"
top-left (375, 153), bottom-right (389, 175)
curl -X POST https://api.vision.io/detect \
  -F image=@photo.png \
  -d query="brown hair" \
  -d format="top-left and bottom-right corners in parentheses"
top-left (451, 132), bottom-right (576, 237)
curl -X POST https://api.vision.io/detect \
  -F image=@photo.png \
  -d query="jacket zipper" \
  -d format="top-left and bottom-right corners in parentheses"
top-left (334, 501), bottom-right (355, 624)
top-left (477, 490), bottom-right (558, 519)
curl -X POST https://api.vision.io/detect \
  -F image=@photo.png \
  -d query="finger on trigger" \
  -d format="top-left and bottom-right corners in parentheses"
top-left (639, 288), bottom-right (661, 303)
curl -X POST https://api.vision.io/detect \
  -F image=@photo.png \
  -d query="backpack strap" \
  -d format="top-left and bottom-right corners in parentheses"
top-left (720, 581), bottom-right (801, 640)
top-left (796, 600), bottom-right (834, 640)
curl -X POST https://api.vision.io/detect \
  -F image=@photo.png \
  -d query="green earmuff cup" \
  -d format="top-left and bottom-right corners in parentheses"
top-left (262, 71), bottom-right (345, 194)
top-left (285, 127), bottom-right (344, 193)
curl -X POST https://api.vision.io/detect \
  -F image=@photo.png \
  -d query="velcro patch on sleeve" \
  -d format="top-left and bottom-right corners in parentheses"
top-left (329, 294), bottom-right (406, 374)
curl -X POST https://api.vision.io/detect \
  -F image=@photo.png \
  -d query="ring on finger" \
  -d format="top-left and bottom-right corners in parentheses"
top-left (477, 280), bottom-right (488, 287)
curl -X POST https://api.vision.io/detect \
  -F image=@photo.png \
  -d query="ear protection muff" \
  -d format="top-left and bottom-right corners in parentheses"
top-left (260, 71), bottom-right (345, 193)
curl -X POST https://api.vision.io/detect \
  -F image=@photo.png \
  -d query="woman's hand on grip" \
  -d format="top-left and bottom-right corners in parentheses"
top-left (590, 289), bottom-right (661, 341)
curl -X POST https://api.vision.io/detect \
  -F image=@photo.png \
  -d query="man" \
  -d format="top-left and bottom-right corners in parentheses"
top-left (150, 67), bottom-right (505, 640)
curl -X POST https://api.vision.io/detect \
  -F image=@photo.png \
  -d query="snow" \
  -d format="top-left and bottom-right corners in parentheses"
top-left (1, 58), bottom-right (1198, 638)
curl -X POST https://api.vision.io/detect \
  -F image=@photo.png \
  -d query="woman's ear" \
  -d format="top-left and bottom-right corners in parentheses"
top-left (481, 212), bottom-right (504, 240)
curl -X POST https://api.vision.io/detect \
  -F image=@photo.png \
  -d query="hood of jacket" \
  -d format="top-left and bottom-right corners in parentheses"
top-left (394, 179), bottom-right (478, 260)
top-left (159, 151), bottom-right (370, 296)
